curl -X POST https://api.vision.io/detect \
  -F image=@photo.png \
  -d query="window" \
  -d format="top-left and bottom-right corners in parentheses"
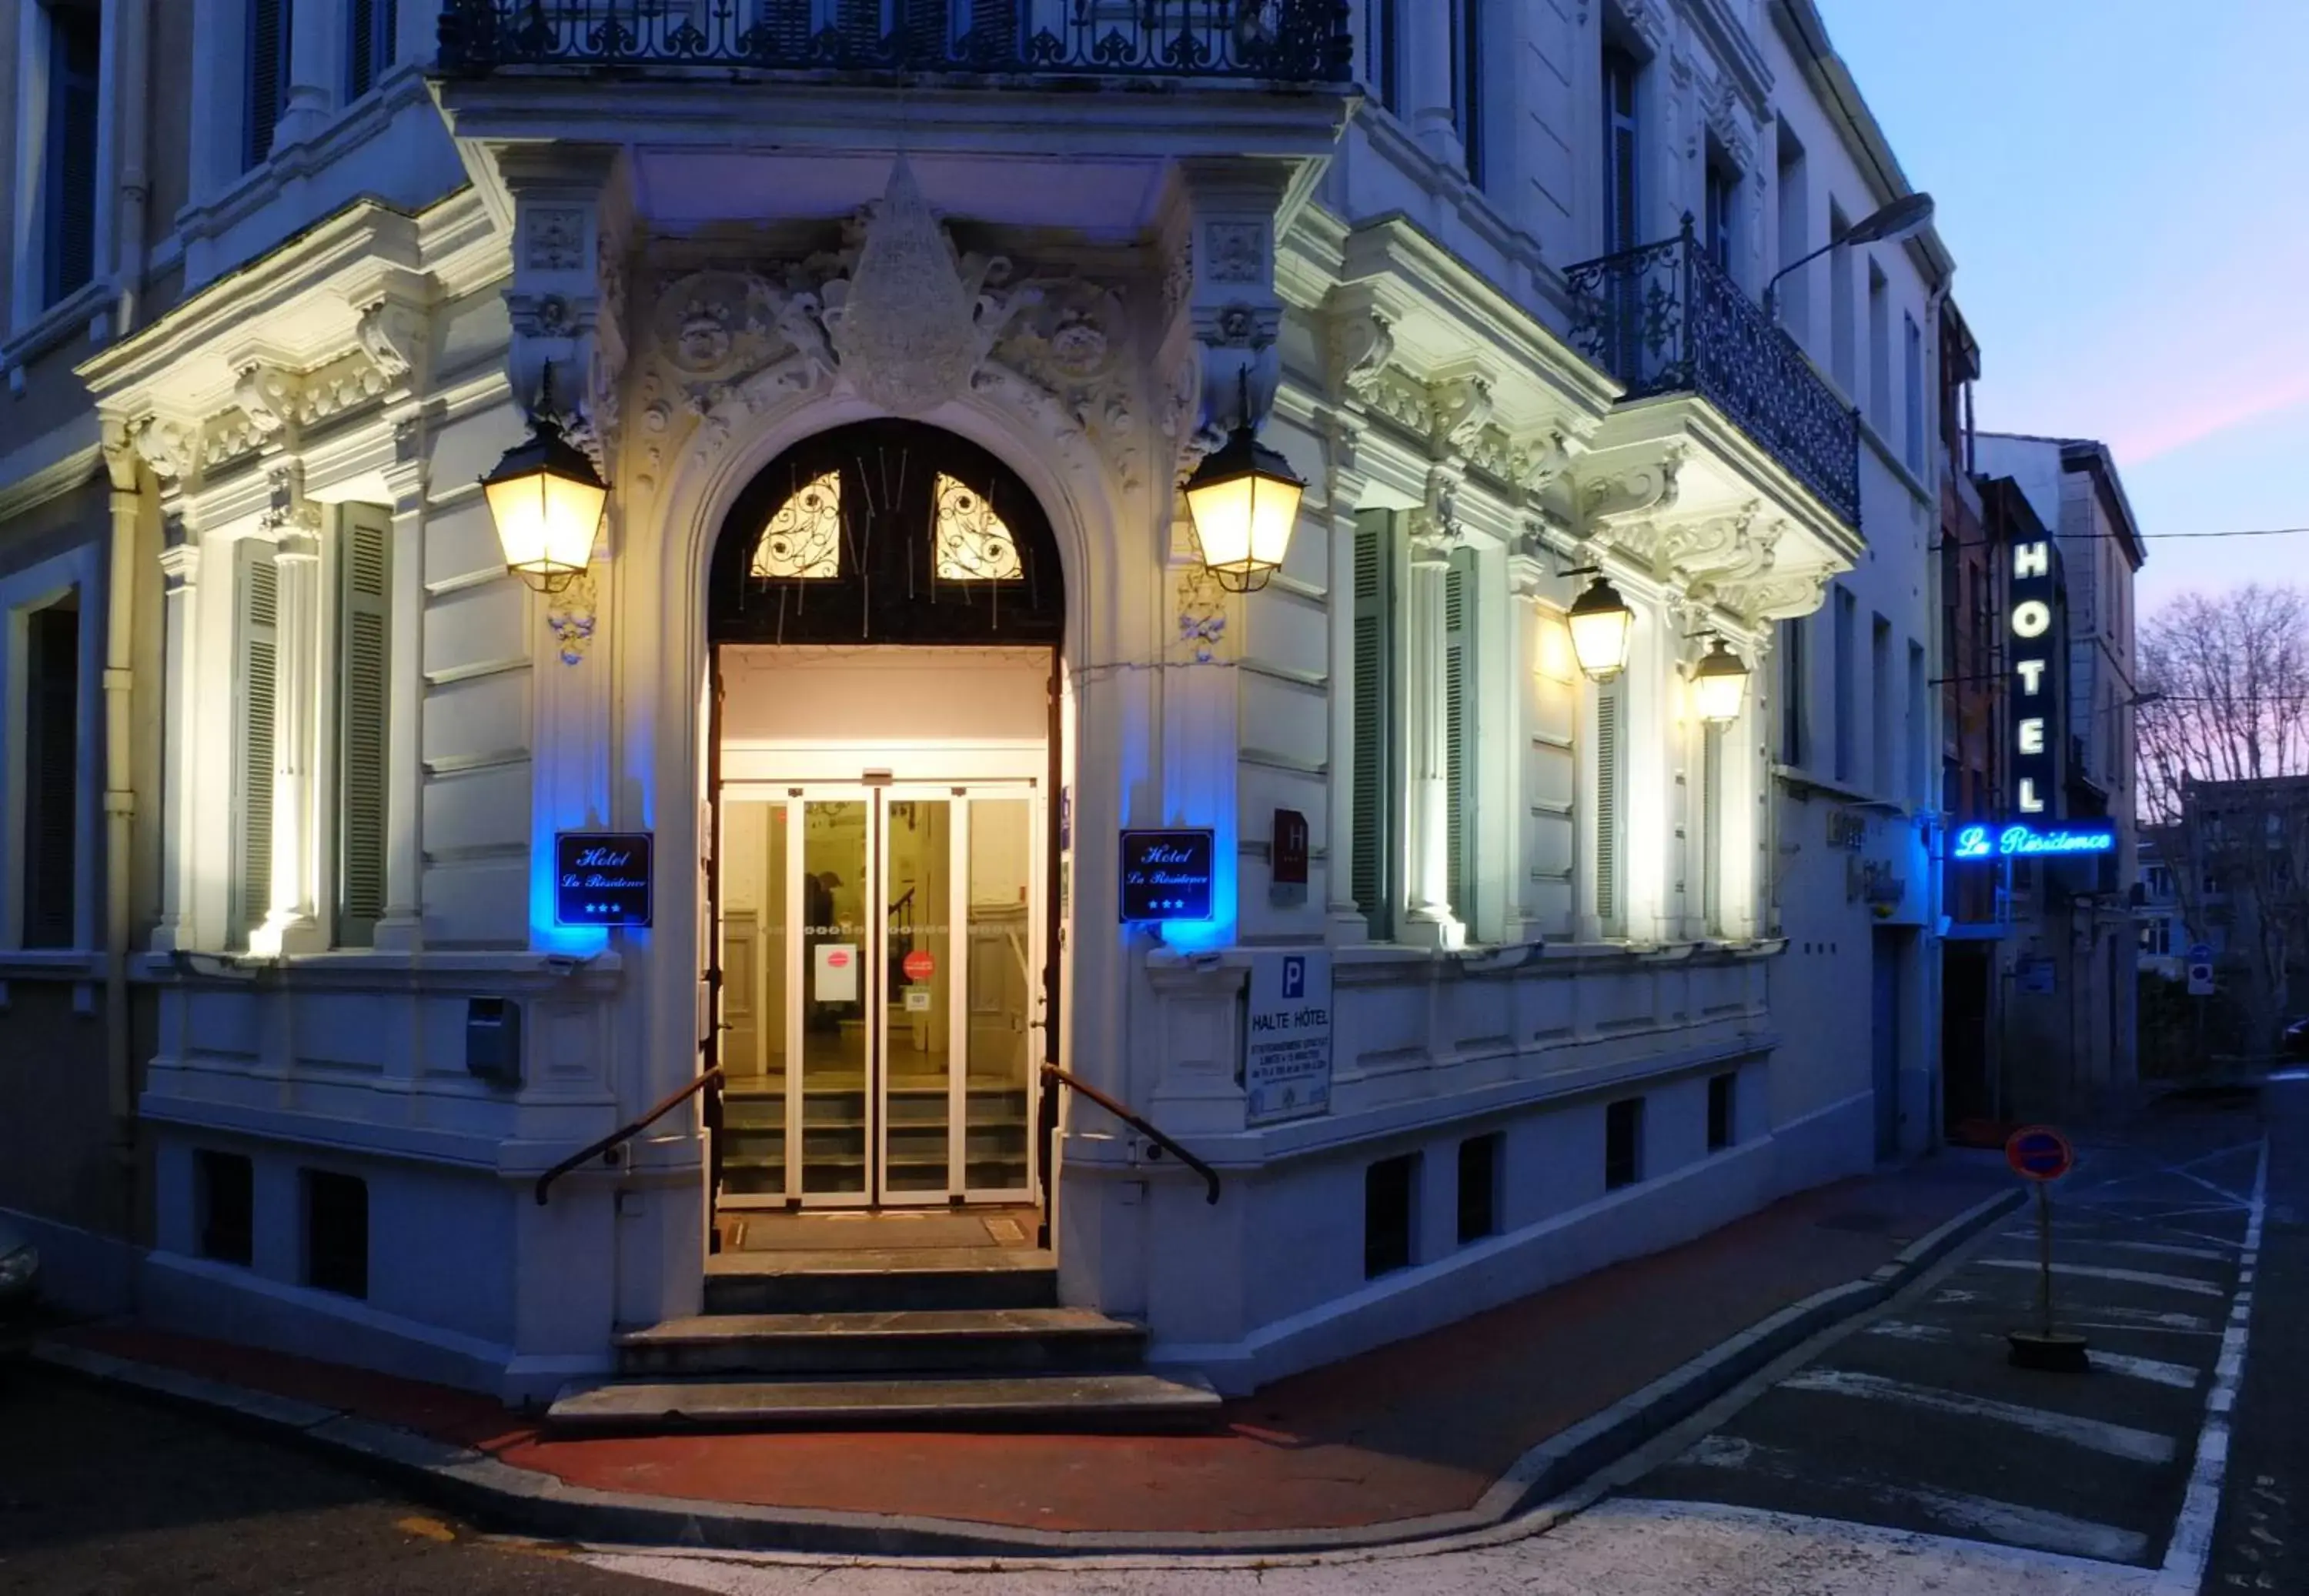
top-left (1351, 511), bottom-right (1399, 940)
top-left (933, 474), bottom-right (1022, 581)
top-left (198, 1151), bottom-right (255, 1266)
top-left (1365, 0), bottom-right (1399, 114)
top-left (1593, 676), bottom-right (1626, 935)
top-left (1774, 123), bottom-right (1808, 336)
top-left (1602, 48), bottom-right (1641, 252)
top-left (21, 599), bottom-right (81, 948)
top-left (1452, 0), bottom-right (1484, 184)
top-left (1908, 643), bottom-right (1927, 806)
top-left (1871, 614), bottom-right (1892, 795)
top-left (1704, 154), bottom-right (1736, 275)
top-left (1364, 1152), bottom-right (1418, 1278)
top-left (246, 0), bottom-right (292, 170)
top-left (1605, 1097), bottom-right (1643, 1190)
top-left (1457, 1134), bottom-right (1500, 1244)
top-left (1443, 548), bottom-right (1479, 925)
top-left (336, 506), bottom-right (393, 947)
top-left (234, 542), bottom-right (281, 948)
top-left (1779, 614), bottom-right (1806, 766)
top-left (1866, 260), bottom-right (1891, 432)
top-left (1903, 313), bottom-right (1925, 472)
top-left (302, 1170), bottom-right (368, 1298)
top-left (346, 0), bottom-right (399, 99)
top-left (1707, 1073), bottom-right (1736, 1152)
top-left (752, 471), bottom-right (842, 579)
top-left (1833, 586), bottom-right (1856, 784)
top-left (39, 1), bottom-right (102, 308)
top-left (1828, 203), bottom-right (1855, 393)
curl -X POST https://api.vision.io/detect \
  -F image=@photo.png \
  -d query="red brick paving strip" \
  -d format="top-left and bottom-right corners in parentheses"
top-left (62, 1157), bottom-right (2007, 1534)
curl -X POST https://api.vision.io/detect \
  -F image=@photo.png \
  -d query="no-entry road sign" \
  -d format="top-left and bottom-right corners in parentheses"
top-left (2005, 1124), bottom-right (2074, 1182)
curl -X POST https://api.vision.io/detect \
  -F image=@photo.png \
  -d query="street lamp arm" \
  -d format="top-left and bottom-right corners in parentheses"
top-left (1763, 239), bottom-right (1837, 320)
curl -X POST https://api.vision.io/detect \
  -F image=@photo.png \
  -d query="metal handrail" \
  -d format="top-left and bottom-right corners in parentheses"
top-left (535, 1065), bottom-right (725, 1205)
top-left (1041, 1063), bottom-right (1221, 1205)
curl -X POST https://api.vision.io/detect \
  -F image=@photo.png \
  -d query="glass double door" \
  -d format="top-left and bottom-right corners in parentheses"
top-left (717, 783), bottom-right (1041, 1207)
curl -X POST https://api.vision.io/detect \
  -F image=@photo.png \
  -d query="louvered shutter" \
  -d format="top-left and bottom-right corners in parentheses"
top-left (336, 506), bottom-right (393, 947)
top-left (1701, 723), bottom-right (1723, 934)
top-left (962, 0), bottom-right (1017, 62)
top-left (1443, 550), bottom-right (1475, 923)
top-left (22, 604), bottom-right (81, 949)
top-left (1593, 679), bottom-right (1621, 930)
top-left (1351, 511), bottom-right (1396, 940)
top-left (236, 543), bottom-right (280, 946)
top-left (347, 0), bottom-right (397, 98)
top-left (45, 8), bottom-right (101, 304)
top-left (246, 0), bottom-right (291, 170)
top-left (754, 0), bottom-right (816, 58)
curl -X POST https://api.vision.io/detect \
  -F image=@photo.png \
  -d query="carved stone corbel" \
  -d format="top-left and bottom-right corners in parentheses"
top-left (1326, 308), bottom-right (1394, 404)
top-left (1408, 467), bottom-right (1464, 557)
top-left (1429, 373), bottom-right (1494, 458)
top-left (1579, 446), bottom-right (1686, 529)
top-left (234, 363), bottom-right (302, 446)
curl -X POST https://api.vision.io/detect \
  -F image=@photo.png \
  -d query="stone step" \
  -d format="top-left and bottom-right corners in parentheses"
top-left (703, 1247), bottom-right (1058, 1315)
top-left (546, 1371), bottom-right (1221, 1434)
top-left (617, 1307), bottom-right (1146, 1377)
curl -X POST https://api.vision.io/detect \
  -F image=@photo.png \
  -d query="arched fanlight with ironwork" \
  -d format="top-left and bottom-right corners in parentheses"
top-left (1690, 636), bottom-right (1752, 723)
top-left (480, 365), bottom-right (606, 594)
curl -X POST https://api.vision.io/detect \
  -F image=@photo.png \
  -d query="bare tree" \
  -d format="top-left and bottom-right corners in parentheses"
top-left (2137, 584), bottom-right (2309, 1053)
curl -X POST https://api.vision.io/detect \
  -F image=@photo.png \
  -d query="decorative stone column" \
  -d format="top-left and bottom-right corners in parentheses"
top-left (374, 418), bottom-right (429, 953)
top-left (1321, 415), bottom-right (1372, 947)
top-left (273, 0), bottom-right (337, 150)
top-left (1402, 494), bottom-right (1460, 950)
top-left (149, 513), bottom-right (201, 953)
top-left (1403, 12), bottom-right (1466, 171)
top-left (253, 466), bottom-right (325, 957)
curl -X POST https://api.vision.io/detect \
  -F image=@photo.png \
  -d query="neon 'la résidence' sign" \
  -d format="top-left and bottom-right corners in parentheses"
top-left (1952, 821), bottom-right (2117, 861)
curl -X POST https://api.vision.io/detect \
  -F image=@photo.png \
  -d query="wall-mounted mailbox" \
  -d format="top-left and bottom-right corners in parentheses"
top-left (466, 997), bottom-right (523, 1086)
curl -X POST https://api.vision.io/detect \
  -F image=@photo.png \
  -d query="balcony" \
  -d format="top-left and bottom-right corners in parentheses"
top-left (436, 0), bottom-right (1355, 83)
top-left (1566, 219), bottom-right (1860, 531)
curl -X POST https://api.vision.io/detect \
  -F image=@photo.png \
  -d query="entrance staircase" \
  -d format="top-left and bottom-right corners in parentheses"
top-left (545, 1244), bottom-right (1219, 1434)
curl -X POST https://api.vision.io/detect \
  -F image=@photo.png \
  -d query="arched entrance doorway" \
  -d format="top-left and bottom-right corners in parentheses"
top-left (703, 421), bottom-right (1064, 1220)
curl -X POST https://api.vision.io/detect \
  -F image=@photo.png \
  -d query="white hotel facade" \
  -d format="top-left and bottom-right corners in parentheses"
top-left (0, 0), bottom-right (1950, 1405)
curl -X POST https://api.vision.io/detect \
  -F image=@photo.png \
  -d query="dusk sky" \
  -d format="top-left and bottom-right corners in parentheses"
top-left (1816, 0), bottom-right (2309, 619)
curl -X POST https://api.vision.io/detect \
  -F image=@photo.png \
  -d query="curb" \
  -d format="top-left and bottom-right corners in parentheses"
top-left (34, 1184), bottom-right (2027, 1561)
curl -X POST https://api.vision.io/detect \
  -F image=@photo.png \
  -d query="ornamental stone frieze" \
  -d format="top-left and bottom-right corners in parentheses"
top-left (628, 159), bottom-right (1151, 500)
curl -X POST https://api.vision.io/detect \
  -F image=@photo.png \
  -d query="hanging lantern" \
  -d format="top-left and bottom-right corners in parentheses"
top-left (1566, 576), bottom-right (1635, 681)
top-left (1182, 372), bottom-right (1307, 593)
top-left (1691, 636), bottom-right (1752, 723)
top-left (480, 366), bottom-right (606, 594)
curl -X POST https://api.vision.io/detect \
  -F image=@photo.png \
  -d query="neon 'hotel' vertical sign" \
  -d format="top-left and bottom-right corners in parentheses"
top-left (2010, 531), bottom-right (2057, 815)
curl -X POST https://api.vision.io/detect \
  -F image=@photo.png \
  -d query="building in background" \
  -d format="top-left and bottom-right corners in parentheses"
top-left (1970, 433), bottom-right (2148, 1119)
top-left (2164, 775), bottom-right (2309, 1057)
top-left (0, 0), bottom-right (1958, 1415)
top-left (1933, 301), bottom-right (2004, 1139)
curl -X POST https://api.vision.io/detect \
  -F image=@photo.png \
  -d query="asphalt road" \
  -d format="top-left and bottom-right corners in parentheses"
top-left (1627, 1088), bottom-right (2268, 1578)
top-left (0, 1369), bottom-right (679, 1596)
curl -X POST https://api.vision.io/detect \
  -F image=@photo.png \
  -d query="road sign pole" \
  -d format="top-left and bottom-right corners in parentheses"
top-left (2005, 1124), bottom-right (2089, 1372)
top-left (2037, 1180), bottom-right (2055, 1341)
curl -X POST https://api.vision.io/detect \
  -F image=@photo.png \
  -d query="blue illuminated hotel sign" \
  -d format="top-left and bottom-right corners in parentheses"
top-left (1119, 830), bottom-right (1215, 922)
top-left (1952, 821), bottom-right (2117, 862)
top-left (2009, 531), bottom-right (2059, 816)
top-left (555, 833), bottom-right (653, 927)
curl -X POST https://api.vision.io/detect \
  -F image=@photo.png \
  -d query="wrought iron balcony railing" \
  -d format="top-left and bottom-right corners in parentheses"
top-left (436, 1), bottom-right (1355, 83)
top-left (1566, 219), bottom-right (1861, 530)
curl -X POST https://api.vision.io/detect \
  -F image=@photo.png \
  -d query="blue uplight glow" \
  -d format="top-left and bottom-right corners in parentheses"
top-left (1951, 821), bottom-right (2118, 861)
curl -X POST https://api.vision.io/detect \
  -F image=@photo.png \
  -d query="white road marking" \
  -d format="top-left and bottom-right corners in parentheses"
top-left (2156, 1138), bottom-right (2268, 1596)
top-left (1863, 1320), bottom-right (1950, 1344)
top-left (2073, 1306), bottom-right (2216, 1332)
top-left (1778, 1368), bottom-right (2177, 1464)
top-left (1675, 1435), bottom-right (2150, 1563)
top-left (2087, 1351), bottom-right (2200, 1390)
top-left (1975, 1258), bottom-right (2226, 1297)
top-left (2003, 1231), bottom-right (2235, 1262)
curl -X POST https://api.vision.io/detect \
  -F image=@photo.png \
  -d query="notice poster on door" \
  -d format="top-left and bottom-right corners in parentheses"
top-left (814, 943), bottom-right (860, 1003)
top-left (1243, 951), bottom-right (1333, 1127)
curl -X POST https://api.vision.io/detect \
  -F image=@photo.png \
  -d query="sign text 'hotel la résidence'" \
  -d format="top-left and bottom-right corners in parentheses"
top-left (2009, 529), bottom-right (2061, 820)
top-left (555, 833), bottom-right (654, 927)
top-left (1118, 830), bottom-right (1215, 922)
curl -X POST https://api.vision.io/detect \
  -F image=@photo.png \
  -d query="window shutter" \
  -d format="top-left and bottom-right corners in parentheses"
top-left (1701, 723), bottom-right (1723, 934)
top-left (336, 506), bottom-right (393, 947)
top-left (347, 0), bottom-right (397, 98)
top-left (246, 0), bottom-right (291, 170)
top-left (756, 0), bottom-right (816, 56)
top-left (1594, 680), bottom-right (1622, 930)
top-left (22, 604), bottom-right (81, 949)
top-left (1443, 550), bottom-right (1475, 922)
top-left (1351, 511), bottom-right (1397, 940)
top-left (45, 10), bottom-right (101, 305)
top-left (236, 543), bottom-right (280, 945)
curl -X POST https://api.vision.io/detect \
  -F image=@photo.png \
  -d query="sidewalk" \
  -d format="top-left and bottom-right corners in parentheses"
top-left (40, 1155), bottom-right (2019, 1554)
